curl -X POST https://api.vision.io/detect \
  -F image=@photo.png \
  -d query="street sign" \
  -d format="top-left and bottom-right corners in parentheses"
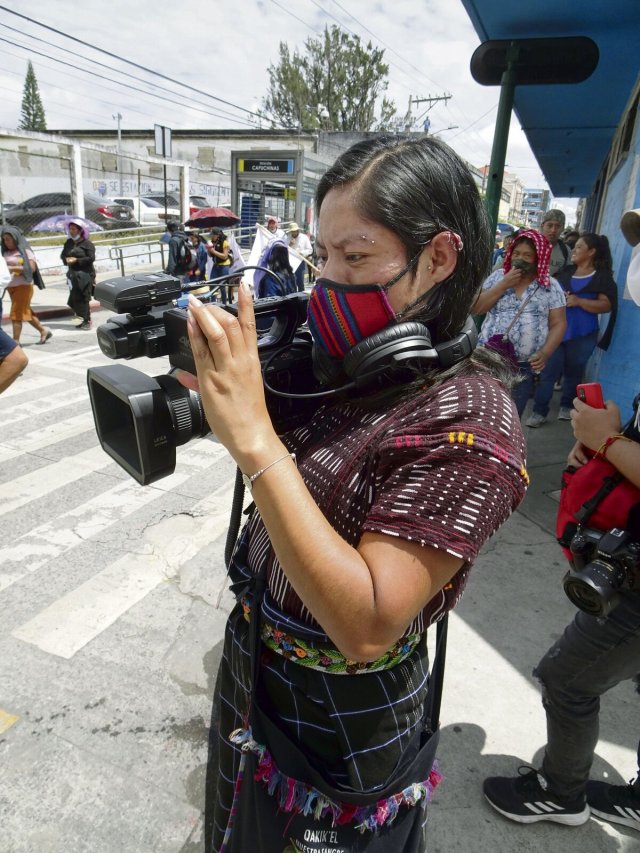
top-left (471, 37), bottom-right (599, 86)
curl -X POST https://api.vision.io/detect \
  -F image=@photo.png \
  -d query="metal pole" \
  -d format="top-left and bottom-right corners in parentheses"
top-left (113, 113), bottom-right (123, 195)
top-left (484, 43), bottom-right (519, 237)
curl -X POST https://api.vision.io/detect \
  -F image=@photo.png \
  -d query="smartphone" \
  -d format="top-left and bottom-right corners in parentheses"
top-left (577, 382), bottom-right (605, 409)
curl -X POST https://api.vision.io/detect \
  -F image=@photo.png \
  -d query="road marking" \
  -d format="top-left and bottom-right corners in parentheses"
top-left (0, 439), bottom-right (230, 591)
top-left (0, 375), bottom-right (64, 399)
top-left (0, 413), bottom-right (94, 463)
top-left (0, 709), bottom-right (20, 734)
top-left (0, 446), bottom-right (115, 517)
top-left (0, 473), bottom-right (190, 593)
top-left (12, 481), bottom-right (236, 658)
top-left (0, 387), bottom-right (88, 428)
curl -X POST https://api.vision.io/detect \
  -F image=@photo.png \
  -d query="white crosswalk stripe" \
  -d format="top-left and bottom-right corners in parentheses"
top-left (0, 336), bottom-right (239, 662)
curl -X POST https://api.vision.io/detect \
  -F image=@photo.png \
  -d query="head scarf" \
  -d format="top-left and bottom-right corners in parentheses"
top-left (65, 218), bottom-right (90, 241)
top-left (0, 224), bottom-right (35, 283)
top-left (503, 229), bottom-right (552, 287)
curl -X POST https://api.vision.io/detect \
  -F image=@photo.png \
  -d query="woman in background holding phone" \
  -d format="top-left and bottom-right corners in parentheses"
top-left (474, 229), bottom-right (567, 417)
top-left (528, 233), bottom-right (618, 427)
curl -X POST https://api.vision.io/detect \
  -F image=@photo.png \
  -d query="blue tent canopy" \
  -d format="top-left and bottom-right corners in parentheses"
top-left (461, 1), bottom-right (640, 196)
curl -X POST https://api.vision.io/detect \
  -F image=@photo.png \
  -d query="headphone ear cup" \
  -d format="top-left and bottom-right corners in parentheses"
top-left (342, 322), bottom-right (431, 379)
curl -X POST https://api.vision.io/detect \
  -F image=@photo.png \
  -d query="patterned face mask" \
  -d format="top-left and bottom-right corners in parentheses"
top-left (307, 255), bottom-right (420, 359)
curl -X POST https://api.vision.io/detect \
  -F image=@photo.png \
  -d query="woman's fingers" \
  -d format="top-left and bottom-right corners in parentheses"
top-left (175, 369), bottom-right (201, 393)
top-left (236, 281), bottom-right (259, 356)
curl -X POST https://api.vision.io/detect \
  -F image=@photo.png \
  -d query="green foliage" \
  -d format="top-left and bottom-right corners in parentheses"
top-left (262, 25), bottom-right (396, 132)
top-left (19, 61), bottom-right (47, 132)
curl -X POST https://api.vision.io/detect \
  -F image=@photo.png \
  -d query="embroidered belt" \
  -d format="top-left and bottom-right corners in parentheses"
top-left (240, 596), bottom-right (421, 675)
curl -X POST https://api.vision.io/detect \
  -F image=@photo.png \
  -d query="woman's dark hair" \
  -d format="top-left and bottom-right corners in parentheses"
top-left (315, 134), bottom-right (511, 389)
top-left (579, 233), bottom-right (613, 272)
top-left (268, 242), bottom-right (293, 274)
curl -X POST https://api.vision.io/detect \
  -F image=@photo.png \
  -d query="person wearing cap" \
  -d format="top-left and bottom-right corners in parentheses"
top-left (540, 209), bottom-right (572, 277)
top-left (288, 222), bottom-right (312, 291)
top-left (61, 219), bottom-right (96, 330)
top-left (265, 215), bottom-right (285, 241)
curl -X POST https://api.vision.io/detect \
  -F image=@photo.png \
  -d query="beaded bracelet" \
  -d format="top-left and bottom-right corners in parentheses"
top-left (594, 433), bottom-right (631, 459)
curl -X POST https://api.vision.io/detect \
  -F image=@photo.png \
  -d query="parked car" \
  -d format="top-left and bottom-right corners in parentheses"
top-left (113, 195), bottom-right (179, 225)
top-left (141, 193), bottom-right (209, 218)
top-left (4, 192), bottom-right (135, 232)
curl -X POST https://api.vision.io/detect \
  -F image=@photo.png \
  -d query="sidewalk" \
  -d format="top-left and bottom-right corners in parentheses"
top-left (429, 403), bottom-right (637, 850)
top-left (1, 265), bottom-right (152, 326)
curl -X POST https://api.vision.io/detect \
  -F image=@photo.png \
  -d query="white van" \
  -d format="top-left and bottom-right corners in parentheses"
top-left (113, 196), bottom-right (180, 225)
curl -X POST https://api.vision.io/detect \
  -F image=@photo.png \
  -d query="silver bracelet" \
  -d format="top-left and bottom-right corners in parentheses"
top-left (241, 452), bottom-right (296, 492)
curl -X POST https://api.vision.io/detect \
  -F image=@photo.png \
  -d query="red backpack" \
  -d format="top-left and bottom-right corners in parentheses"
top-left (556, 455), bottom-right (640, 560)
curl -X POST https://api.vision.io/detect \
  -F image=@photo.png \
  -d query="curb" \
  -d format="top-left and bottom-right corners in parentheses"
top-left (1, 300), bottom-right (103, 325)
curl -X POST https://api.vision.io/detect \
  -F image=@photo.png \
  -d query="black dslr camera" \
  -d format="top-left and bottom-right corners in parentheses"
top-left (565, 527), bottom-right (640, 616)
top-left (87, 272), bottom-right (321, 486)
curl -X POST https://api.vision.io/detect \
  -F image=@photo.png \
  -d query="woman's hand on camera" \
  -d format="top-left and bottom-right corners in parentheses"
top-left (176, 283), bottom-right (283, 470)
top-left (570, 397), bottom-right (621, 452)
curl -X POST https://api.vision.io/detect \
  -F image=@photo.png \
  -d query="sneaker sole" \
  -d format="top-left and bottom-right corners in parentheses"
top-left (591, 806), bottom-right (640, 831)
top-left (485, 795), bottom-right (591, 825)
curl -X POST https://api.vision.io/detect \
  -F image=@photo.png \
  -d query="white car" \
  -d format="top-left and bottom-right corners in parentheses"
top-left (113, 196), bottom-right (180, 225)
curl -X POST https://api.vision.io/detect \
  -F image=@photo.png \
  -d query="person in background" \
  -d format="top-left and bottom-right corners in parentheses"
top-left (61, 219), bottom-right (96, 331)
top-left (562, 229), bottom-right (580, 250)
top-left (181, 133), bottom-right (528, 852)
top-left (255, 241), bottom-right (296, 298)
top-left (1, 225), bottom-right (51, 344)
top-left (475, 230), bottom-right (567, 416)
top-left (187, 232), bottom-right (208, 282)
top-left (492, 231), bottom-right (515, 271)
top-left (164, 220), bottom-right (190, 278)
top-left (287, 222), bottom-right (313, 291)
top-left (527, 233), bottom-right (617, 427)
top-left (0, 326), bottom-right (28, 393)
top-left (207, 227), bottom-right (232, 304)
top-left (540, 209), bottom-right (572, 277)
top-left (265, 215), bottom-right (285, 241)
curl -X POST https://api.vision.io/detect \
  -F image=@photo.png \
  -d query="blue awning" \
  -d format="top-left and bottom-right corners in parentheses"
top-left (461, 1), bottom-right (640, 196)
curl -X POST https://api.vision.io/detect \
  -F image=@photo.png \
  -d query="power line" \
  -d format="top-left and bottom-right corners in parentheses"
top-left (0, 6), bottom-right (267, 124)
top-left (0, 21), bottom-right (256, 127)
top-left (0, 36), bottom-right (258, 129)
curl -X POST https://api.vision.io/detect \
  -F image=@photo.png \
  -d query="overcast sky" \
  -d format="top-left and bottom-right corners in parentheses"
top-left (0, 0), bottom-right (577, 220)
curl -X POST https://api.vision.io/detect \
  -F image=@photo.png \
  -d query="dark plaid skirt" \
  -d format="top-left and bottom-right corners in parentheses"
top-left (208, 589), bottom-right (438, 852)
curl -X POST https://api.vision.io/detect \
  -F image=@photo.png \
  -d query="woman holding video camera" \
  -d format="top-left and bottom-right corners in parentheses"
top-left (180, 135), bottom-right (529, 852)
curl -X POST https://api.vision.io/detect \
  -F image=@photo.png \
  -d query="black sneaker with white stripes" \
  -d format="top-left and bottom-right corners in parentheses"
top-left (483, 767), bottom-right (590, 825)
top-left (587, 777), bottom-right (640, 831)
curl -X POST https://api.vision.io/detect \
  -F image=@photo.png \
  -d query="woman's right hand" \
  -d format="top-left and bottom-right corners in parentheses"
top-left (501, 267), bottom-right (523, 289)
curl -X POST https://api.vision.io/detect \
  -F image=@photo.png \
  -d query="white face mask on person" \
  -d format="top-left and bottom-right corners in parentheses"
top-left (627, 244), bottom-right (640, 306)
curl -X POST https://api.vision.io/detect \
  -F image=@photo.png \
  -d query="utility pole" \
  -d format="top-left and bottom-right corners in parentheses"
top-left (113, 112), bottom-right (123, 195)
top-left (405, 93), bottom-right (452, 131)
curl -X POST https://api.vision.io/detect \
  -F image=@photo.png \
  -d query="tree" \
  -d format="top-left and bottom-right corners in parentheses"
top-left (262, 26), bottom-right (396, 132)
top-left (18, 61), bottom-right (47, 132)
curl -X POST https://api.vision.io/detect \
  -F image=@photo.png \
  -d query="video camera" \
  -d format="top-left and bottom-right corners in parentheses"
top-left (86, 272), bottom-right (322, 486)
top-left (565, 526), bottom-right (640, 616)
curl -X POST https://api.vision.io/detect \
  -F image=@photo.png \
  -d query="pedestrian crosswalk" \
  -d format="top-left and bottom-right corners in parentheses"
top-left (0, 336), bottom-right (239, 661)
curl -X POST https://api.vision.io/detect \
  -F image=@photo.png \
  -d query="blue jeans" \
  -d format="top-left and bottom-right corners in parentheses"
top-left (211, 265), bottom-right (230, 304)
top-left (295, 262), bottom-right (306, 292)
top-left (535, 592), bottom-right (640, 799)
top-left (512, 361), bottom-right (536, 417)
top-left (533, 331), bottom-right (598, 416)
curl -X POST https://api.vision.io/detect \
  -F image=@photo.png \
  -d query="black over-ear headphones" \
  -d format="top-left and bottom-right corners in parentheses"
top-left (342, 316), bottom-right (478, 389)
top-left (262, 316), bottom-right (478, 402)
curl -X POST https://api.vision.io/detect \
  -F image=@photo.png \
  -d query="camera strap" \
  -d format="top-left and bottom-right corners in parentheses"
top-left (574, 472), bottom-right (625, 527)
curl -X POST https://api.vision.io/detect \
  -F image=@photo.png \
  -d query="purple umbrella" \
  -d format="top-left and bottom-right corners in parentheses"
top-left (31, 214), bottom-right (103, 234)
